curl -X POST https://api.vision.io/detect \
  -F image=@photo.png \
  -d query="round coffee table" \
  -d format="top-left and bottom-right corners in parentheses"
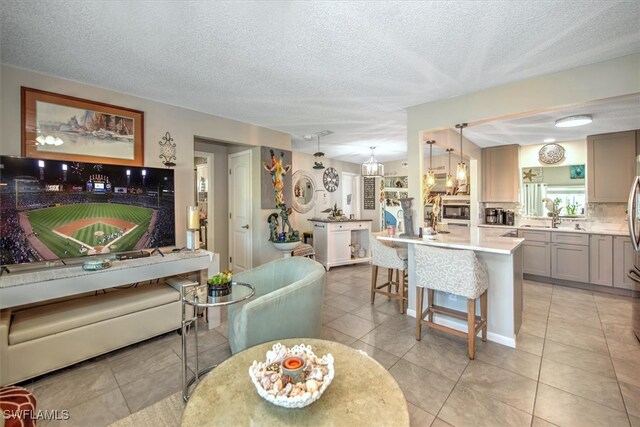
top-left (181, 338), bottom-right (409, 426)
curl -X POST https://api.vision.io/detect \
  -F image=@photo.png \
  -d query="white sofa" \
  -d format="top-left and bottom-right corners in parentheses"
top-left (0, 281), bottom-right (183, 386)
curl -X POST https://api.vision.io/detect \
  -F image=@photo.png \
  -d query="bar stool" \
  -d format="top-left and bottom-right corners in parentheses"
top-left (370, 235), bottom-right (408, 314)
top-left (292, 243), bottom-right (315, 259)
top-left (414, 245), bottom-right (488, 359)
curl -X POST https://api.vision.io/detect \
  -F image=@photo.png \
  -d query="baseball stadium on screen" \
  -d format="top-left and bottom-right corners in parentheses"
top-left (0, 156), bottom-right (175, 267)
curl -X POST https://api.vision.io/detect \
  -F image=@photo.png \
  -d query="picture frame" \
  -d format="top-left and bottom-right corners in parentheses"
top-left (21, 87), bottom-right (144, 166)
top-left (570, 164), bottom-right (585, 179)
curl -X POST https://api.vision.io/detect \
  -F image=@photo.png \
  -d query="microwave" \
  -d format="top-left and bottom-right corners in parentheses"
top-left (442, 204), bottom-right (471, 220)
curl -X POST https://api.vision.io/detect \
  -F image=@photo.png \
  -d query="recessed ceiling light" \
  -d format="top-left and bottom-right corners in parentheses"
top-left (543, 138), bottom-right (556, 143)
top-left (555, 115), bottom-right (592, 128)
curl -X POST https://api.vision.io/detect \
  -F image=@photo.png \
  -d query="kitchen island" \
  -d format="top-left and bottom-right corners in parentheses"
top-left (379, 227), bottom-right (524, 347)
top-left (309, 218), bottom-right (372, 270)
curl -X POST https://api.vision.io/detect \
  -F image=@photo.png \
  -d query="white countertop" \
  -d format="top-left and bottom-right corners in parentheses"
top-left (378, 227), bottom-right (523, 255)
top-left (478, 224), bottom-right (629, 237)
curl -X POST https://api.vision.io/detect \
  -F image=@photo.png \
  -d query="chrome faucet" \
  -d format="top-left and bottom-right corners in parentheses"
top-left (543, 197), bottom-right (562, 228)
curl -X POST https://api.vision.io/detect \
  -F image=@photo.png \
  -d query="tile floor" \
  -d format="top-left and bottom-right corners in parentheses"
top-left (19, 263), bottom-right (640, 426)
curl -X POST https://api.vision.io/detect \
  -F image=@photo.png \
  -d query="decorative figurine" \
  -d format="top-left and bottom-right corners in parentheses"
top-left (279, 203), bottom-right (294, 236)
top-left (267, 213), bottom-right (279, 242)
top-left (399, 197), bottom-right (415, 237)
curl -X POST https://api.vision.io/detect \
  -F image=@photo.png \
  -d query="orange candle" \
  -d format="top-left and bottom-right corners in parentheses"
top-left (283, 357), bottom-right (303, 369)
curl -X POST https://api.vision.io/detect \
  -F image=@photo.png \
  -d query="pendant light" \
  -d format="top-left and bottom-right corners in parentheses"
top-left (446, 148), bottom-right (455, 189)
top-left (455, 123), bottom-right (467, 184)
top-left (312, 134), bottom-right (325, 170)
top-left (425, 140), bottom-right (436, 188)
top-left (361, 146), bottom-right (384, 177)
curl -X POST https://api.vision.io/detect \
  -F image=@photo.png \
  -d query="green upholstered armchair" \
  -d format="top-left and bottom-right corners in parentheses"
top-left (228, 257), bottom-right (326, 354)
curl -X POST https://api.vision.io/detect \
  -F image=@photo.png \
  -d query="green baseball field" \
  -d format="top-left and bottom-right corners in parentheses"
top-left (26, 203), bottom-right (154, 258)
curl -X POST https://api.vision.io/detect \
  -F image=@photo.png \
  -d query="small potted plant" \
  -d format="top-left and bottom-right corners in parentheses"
top-left (207, 270), bottom-right (233, 298)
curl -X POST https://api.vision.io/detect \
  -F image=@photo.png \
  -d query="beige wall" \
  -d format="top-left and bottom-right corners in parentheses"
top-left (405, 54), bottom-right (640, 233)
top-left (1, 65), bottom-right (291, 252)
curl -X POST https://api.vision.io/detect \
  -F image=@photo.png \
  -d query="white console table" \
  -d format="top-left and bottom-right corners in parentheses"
top-left (0, 250), bottom-right (217, 309)
top-left (309, 219), bottom-right (372, 271)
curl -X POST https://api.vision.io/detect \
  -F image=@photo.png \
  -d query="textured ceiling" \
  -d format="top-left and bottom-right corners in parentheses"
top-left (2, 1), bottom-right (639, 162)
top-left (463, 93), bottom-right (640, 147)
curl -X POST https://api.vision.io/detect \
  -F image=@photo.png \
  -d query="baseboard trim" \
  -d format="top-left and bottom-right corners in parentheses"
top-left (405, 308), bottom-right (515, 348)
top-left (524, 274), bottom-right (639, 297)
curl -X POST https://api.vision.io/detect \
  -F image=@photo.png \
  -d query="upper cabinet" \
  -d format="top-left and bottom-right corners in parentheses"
top-left (587, 130), bottom-right (637, 203)
top-left (481, 144), bottom-right (519, 202)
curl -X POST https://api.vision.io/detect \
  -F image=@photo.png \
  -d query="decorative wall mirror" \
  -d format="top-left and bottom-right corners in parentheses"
top-left (292, 170), bottom-right (316, 213)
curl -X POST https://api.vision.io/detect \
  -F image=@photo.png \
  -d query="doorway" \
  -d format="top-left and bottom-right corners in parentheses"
top-left (341, 172), bottom-right (361, 218)
top-left (194, 152), bottom-right (214, 251)
top-left (228, 150), bottom-right (253, 272)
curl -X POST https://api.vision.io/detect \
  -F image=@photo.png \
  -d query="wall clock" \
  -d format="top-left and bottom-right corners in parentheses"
top-left (323, 167), bottom-right (339, 192)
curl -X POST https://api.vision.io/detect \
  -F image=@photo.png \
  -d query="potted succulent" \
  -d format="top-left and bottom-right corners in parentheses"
top-left (207, 270), bottom-right (233, 297)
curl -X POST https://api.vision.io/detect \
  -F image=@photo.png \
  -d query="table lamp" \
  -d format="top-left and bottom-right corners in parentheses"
top-left (186, 206), bottom-right (200, 251)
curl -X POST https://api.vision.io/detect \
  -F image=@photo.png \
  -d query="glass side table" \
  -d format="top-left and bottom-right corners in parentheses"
top-left (181, 280), bottom-right (255, 401)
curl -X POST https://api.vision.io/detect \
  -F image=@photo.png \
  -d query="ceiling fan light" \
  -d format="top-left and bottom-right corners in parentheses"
top-left (554, 115), bottom-right (592, 128)
top-left (446, 174), bottom-right (454, 188)
top-left (456, 162), bottom-right (467, 183)
top-left (361, 147), bottom-right (384, 177)
top-left (426, 169), bottom-right (436, 187)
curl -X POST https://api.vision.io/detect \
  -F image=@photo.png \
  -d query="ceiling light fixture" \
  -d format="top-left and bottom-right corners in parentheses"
top-left (446, 148), bottom-right (455, 189)
top-left (312, 130), bottom-right (333, 170)
top-left (455, 123), bottom-right (467, 184)
top-left (361, 146), bottom-right (384, 177)
top-left (554, 115), bottom-right (592, 128)
top-left (425, 140), bottom-right (436, 188)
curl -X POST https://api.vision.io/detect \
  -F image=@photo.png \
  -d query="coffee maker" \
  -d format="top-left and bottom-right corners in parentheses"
top-left (485, 208), bottom-right (497, 224)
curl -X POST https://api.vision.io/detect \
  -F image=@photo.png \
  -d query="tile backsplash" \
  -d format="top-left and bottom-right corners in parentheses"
top-left (585, 203), bottom-right (627, 225)
top-left (477, 201), bottom-right (627, 226)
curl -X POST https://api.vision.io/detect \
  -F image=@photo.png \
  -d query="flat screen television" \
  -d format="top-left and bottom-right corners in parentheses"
top-left (0, 156), bottom-right (175, 268)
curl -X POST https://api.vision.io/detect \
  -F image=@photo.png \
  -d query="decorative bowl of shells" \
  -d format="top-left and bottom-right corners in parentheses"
top-left (248, 342), bottom-right (335, 408)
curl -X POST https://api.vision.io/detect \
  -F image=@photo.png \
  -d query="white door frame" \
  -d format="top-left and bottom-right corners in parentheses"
top-left (228, 149), bottom-right (253, 271)
top-left (194, 151), bottom-right (214, 252)
top-left (342, 171), bottom-right (361, 218)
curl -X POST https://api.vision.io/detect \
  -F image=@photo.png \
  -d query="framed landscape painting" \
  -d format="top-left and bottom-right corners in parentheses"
top-left (21, 87), bottom-right (144, 166)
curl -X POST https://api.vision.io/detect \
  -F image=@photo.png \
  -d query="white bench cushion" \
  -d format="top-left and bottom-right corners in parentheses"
top-left (9, 283), bottom-right (179, 345)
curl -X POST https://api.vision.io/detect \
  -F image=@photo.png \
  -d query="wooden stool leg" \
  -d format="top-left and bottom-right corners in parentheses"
top-left (415, 286), bottom-right (424, 340)
top-left (481, 290), bottom-right (488, 342)
top-left (399, 269), bottom-right (405, 314)
top-left (371, 265), bottom-right (378, 305)
top-left (427, 289), bottom-right (434, 322)
top-left (467, 298), bottom-right (476, 359)
top-left (387, 269), bottom-right (393, 295)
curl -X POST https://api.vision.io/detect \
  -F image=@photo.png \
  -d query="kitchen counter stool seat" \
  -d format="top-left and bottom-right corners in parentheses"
top-left (370, 235), bottom-right (408, 314)
top-left (414, 245), bottom-right (488, 359)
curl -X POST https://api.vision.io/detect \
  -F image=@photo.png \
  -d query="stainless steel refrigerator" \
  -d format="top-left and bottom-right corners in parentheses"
top-left (626, 159), bottom-right (640, 341)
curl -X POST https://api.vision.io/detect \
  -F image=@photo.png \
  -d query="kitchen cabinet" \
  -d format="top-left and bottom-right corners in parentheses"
top-left (587, 130), bottom-right (636, 203)
top-left (310, 220), bottom-right (372, 270)
top-left (482, 144), bottom-right (519, 203)
top-left (551, 243), bottom-right (589, 283)
top-left (613, 236), bottom-right (638, 290)
top-left (589, 235), bottom-right (613, 286)
top-left (521, 240), bottom-right (551, 276)
top-left (518, 230), bottom-right (551, 276)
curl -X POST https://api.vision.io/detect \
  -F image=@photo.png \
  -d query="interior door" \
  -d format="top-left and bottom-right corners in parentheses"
top-left (341, 172), bottom-right (361, 218)
top-left (228, 150), bottom-right (252, 272)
